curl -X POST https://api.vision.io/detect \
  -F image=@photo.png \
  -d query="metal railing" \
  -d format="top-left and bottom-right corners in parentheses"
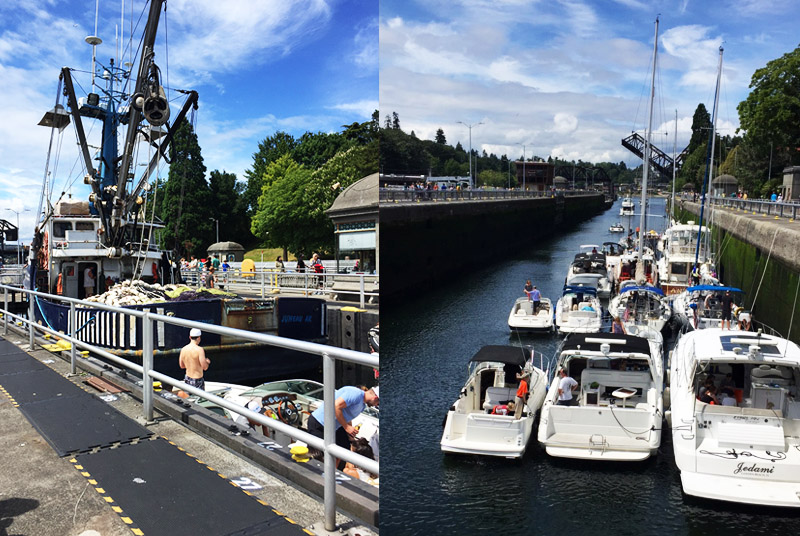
top-left (706, 196), bottom-right (800, 220)
top-left (1, 284), bottom-right (378, 532)
top-left (380, 187), bottom-right (604, 203)
top-left (181, 268), bottom-right (379, 308)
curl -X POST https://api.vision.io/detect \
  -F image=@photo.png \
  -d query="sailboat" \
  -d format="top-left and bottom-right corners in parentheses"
top-left (28, 0), bottom-right (325, 381)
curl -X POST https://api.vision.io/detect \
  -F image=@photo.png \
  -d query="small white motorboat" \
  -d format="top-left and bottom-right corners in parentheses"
top-left (441, 345), bottom-right (548, 458)
top-left (669, 329), bottom-right (800, 507)
top-left (609, 223), bottom-right (625, 233)
top-left (537, 332), bottom-right (664, 461)
top-left (565, 246), bottom-right (612, 298)
top-left (508, 297), bottom-right (553, 333)
top-left (555, 286), bottom-right (603, 334)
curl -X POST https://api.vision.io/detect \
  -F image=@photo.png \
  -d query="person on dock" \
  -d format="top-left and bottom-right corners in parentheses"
top-left (275, 256), bottom-right (285, 272)
top-left (523, 280), bottom-right (533, 302)
top-left (296, 254), bottom-right (306, 273)
top-left (557, 368), bottom-right (578, 406)
top-left (179, 328), bottom-right (210, 391)
top-left (307, 385), bottom-right (379, 470)
top-left (514, 372), bottom-right (528, 419)
top-left (530, 286), bottom-right (541, 314)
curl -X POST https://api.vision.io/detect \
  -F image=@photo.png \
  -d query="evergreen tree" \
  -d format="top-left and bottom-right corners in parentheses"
top-left (392, 111), bottom-right (400, 130)
top-left (688, 104), bottom-right (712, 153)
top-left (209, 170), bottom-right (253, 245)
top-left (158, 118), bottom-right (211, 256)
top-left (435, 128), bottom-right (446, 144)
top-left (243, 131), bottom-right (296, 214)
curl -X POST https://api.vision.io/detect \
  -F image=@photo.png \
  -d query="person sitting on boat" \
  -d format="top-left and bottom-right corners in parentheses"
top-left (523, 279), bottom-right (533, 302)
top-left (343, 437), bottom-right (378, 487)
top-left (179, 328), bottom-right (210, 391)
top-left (737, 310), bottom-right (752, 331)
top-left (699, 385), bottom-right (720, 405)
top-left (557, 369), bottom-right (578, 406)
top-left (718, 373), bottom-right (736, 397)
top-left (491, 401), bottom-right (515, 416)
top-left (514, 373), bottom-right (529, 419)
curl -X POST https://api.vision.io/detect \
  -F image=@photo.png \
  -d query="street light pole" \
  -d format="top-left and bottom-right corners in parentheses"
top-left (457, 121), bottom-right (483, 189)
top-left (520, 144), bottom-right (527, 192)
top-left (5, 208), bottom-right (28, 264)
top-left (209, 217), bottom-right (219, 243)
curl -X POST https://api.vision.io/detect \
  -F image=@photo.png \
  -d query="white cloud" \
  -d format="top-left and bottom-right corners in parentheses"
top-left (552, 113), bottom-right (578, 135)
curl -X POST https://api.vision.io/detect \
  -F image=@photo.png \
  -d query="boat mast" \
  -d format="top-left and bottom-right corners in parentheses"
top-left (671, 109), bottom-right (677, 223)
top-left (693, 46), bottom-right (724, 268)
top-left (636, 17), bottom-right (658, 283)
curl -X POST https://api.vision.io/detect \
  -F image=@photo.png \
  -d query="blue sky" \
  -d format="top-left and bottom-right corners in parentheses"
top-left (380, 0), bottom-right (800, 168)
top-left (0, 0), bottom-right (377, 243)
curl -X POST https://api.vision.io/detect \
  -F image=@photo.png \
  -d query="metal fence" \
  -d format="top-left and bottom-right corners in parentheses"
top-left (708, 196), bottom-right (800, 220)
top-left (1, 284), bottom-right (378, 532)
top-left (380, 188), bottom-right (605, 203)
top-left (182, 268), bottom-right (379, 308)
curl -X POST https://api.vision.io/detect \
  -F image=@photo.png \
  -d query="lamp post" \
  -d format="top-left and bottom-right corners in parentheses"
top-left (520, 144), bottom-right (527, 192)
top-left (5, 208), bottom-right (29, 264)
top-left (209, 217), bottom-right (219, 243)
top-left (457, 121), bottom-right (483, 189)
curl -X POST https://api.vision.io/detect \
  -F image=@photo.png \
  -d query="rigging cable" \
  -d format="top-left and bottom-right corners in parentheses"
top-left (748, 227), bottom-right (779, 317)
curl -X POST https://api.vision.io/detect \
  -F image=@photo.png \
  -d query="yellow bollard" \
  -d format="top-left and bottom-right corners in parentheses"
top-left (290, 445), bottom-right (310, 463)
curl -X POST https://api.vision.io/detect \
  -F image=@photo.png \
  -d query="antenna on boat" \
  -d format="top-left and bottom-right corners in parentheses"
top-left (86, 0), bottom-right (102, 92)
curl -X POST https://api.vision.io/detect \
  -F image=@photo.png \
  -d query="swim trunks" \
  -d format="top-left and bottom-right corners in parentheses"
top-left (184, 376), bottom-right (205, 391)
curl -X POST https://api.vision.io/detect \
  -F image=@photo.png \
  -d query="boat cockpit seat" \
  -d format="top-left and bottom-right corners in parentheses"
top-left (483, 386), bottom-right (517, 412)
top-left (750, 365), bottom-right (792, 388)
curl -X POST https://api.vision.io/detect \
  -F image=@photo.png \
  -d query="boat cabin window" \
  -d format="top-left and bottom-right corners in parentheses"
top-left (53, 222), bottom-right (72, 238)
top-left (670, 262), bottom-right (689, 276)
top-left (75, 222), bottom-right (94, 231)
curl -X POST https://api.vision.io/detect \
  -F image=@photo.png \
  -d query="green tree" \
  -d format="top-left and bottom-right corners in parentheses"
top-left (688, 103), bottom-right (712, 153)
top-left (435, 128), bottom-right (446, 144)
top-left (209, 170), bottom-right (253, 245)
top-left (158, 119), bottom-right (211, 256)
top-left (738, 45), bottom-right (800, 166)
top-left (243, 131), bottom-right (296, 214)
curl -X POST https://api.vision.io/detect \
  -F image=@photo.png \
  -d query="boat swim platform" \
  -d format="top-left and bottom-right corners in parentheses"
top-left (0, 333), bottom-right (378, 535)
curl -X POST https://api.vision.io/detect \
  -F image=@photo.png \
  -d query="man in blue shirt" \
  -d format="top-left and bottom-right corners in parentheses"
top-left (307, 386), bottom-right (379, 469)
top-left (530, 286), bottom-right (541, 314)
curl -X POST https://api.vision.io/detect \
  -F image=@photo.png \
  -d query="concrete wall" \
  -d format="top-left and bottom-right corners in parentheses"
top-left (677, 202), bottom-right (800, 342)
top-left (380, 194), bottom-right (607, 300)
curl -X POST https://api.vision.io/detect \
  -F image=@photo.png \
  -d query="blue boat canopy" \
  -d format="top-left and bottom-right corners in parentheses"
top-left (563, 285), bottom-right (597, 295)
top-left (686, 285), bottom-right (744, 293)
top-left (620, 285), bottom-right (664, 296)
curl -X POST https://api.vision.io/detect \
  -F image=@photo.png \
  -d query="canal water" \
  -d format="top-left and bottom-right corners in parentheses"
top-left (381, 197), bottom-right (800, 535)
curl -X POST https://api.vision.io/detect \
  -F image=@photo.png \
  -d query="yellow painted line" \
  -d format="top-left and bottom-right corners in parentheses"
top-left (242, 490), bottom-right (252, 496)
top-left (285, 517), bottom-right (297, 525)
top-left (112, 506), bottom-right (123, 513)
top-left (69, 458), bottom-right (77, 463)
top-left (272, 509), bottom-right (285, 516)
top-left (257, 499), bottom-right (268, 506)
top-left (88, 479), bottom-right (98, 485)
top-left (206, 466), bottom-right (215, 472)
top-left (217, 473), bottom-right (227, 479)
top-left (121, 517), bottom-right (133, 524)
top-left (81, 472), bottom-right (91, 477)
top-left (104, 496), bottom-right (114, 503)
top-left (303, 529), bottom-right (315, 535)
top-left (74, 465), bottom-right (83, 470)
top-left (131, 529), bottom-right (144, 536)
top-left (95, 487), bottom-right (105, 494)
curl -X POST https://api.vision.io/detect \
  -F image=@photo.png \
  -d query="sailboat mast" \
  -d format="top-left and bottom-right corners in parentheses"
top-left (693, 46), bottom-right (724, 267)
top-left (671, 109), bottom-right (677, 222)
top-left (637, 17), bottom-right (659, 276)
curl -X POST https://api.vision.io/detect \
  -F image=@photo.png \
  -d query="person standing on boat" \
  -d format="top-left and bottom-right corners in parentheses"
top-left (179, 328), bottom-right (210, 391)
top-left (721, 290), bottom-right (734, 330)
top-left (307, 386), bottom-right (379, 470)
top-left (83, 266), bottom-right (95, 298)
top-left (612, 316), bottom-right (626, 334)
top-left (530, 286), bottom-right (541, 314)
top-left (557, 368), bottom-right (578, 406)
top-left (523, 280), bottom-right (533, 301)
top-left (514, 373), bottom-right (529, 419)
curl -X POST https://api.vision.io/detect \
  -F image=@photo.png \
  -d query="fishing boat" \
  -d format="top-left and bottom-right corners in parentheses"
top-left (507, 297), bottom-right (553, 333)
top-left (668, 329), bottom-right (800, 506)
top-left (441, 345), bottom-right (548, 458)
top-left (537, 332), bottom-right (664, 461)
top-left (554, 286), bottom-right (603, 334)
top-left (564, 245), bottom-right (612, 298)
top-left (28, 0), bottom-right (325, 380)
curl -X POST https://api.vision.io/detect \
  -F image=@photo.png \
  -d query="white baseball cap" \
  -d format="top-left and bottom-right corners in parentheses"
top-left (189, 328), bottom-right (201, 337)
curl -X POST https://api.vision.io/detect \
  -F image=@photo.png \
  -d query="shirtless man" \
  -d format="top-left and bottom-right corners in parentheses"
top-left (179, 328), bottom-right (210, 390)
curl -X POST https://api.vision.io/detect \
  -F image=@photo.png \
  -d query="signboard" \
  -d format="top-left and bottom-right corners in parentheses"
top-left (338, 231), bottom-right (376, 250)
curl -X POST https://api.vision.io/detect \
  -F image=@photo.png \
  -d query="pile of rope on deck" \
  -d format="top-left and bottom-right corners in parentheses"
top-left (82, 280), bottom-right (236, 307)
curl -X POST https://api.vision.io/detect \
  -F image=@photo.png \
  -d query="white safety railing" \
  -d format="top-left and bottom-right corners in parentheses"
top-left (1, 284), bottom-right (378, 532)
top-left (703, 196), bottom-right (800, 220)
top-left (181, 268), bottom-right (379, 308)
top-left (380, 187), bottom-right (604, 203)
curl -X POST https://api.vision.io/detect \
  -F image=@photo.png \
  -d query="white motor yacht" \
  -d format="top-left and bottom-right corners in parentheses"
top-left (565, 245), bottom-right (612, 298)
top-left (508, 296), bottom-right (553, 333)
top-left (656, 221), bottom-right (713, 297)
top-left (555, 286), bottom-right (603, 334)
top-left (671, 285), bottom-right (746, 331)
top-left (441, 345), bottom-right (548, 458)
top-left (620, 197), bottom-right (635, 216)
top-left (609, 223), bottom-right (625, 233)
top-left (668, 329), bottom-right (800, 507)
top-left (537, 332), bottom-right (664, 461)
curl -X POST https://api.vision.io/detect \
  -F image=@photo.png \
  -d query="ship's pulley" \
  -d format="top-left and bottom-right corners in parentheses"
top-left (142, 63), bottom-right (170, 127)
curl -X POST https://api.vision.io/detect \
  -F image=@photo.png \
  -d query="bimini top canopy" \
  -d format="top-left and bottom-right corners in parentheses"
top-left (563, 285), bottom-right (598, 295)
top-left (687, 285), bottom-right (743, 293)
top-left (470, 345), bottom-right (529, 366)
top-left (620, 285), bottom-right (664, 296)
top-left (562, 332), bottom-right (652, 357)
